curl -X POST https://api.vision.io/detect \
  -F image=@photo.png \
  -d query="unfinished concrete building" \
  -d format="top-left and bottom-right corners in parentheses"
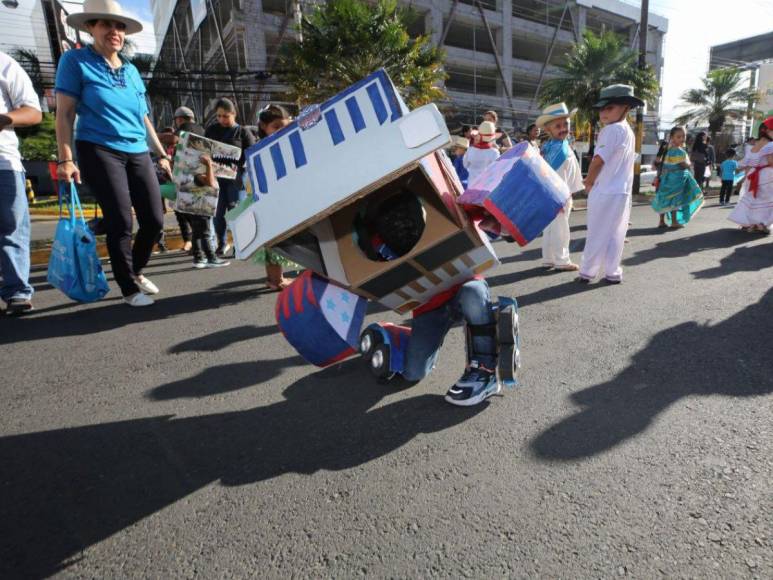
top-left (150, 0), bottom-right (667, 140)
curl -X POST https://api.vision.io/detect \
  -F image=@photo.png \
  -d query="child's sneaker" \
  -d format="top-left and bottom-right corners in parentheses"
top-left (205, 258), bottom-right (230, 268)
top-left (445, 361), bottom-right (500, 407)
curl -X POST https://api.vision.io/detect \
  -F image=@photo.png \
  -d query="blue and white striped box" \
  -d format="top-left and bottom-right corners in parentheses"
top-left (228, 69), bottom-right (452, 259)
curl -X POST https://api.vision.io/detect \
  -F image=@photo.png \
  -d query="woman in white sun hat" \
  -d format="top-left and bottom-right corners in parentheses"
top-left (55, 0), bottom-right (172, 307)
top-left (463, 120), bottom-right (501, 185)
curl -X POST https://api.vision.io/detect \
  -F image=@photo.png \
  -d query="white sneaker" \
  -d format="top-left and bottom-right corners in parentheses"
top-left (124, 292), bottom-right (155, 307)
top-left (134, 275), bottom-right (159, 295)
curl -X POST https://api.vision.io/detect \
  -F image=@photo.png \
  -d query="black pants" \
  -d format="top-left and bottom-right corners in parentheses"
top-left (175, 211), bottom-right (192, 242)
top-left (693, 162), bottom-right (707, 188)
top-left (719, 180), bottom-right (734, 204)
top-left (190, 215), bottom-right (215, 262)
top-left (214, 177), bottom-right (239, 249)
top-left (76, 141), bottom-right (164, 297)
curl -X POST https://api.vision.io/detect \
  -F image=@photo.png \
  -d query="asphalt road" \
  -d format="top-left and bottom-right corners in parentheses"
top-left (2, 201), bottom-right (771, 579)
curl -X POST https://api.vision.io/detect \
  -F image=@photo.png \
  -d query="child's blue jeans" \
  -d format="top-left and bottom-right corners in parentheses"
top-left (402, 279), bottom-right (496, 381)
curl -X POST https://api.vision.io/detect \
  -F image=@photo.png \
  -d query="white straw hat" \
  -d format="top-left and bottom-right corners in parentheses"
top-left (536, 102), bottom-right (577, 129)
top-left (477, 121), bottom-right (498, 143)
top-left (67, 0), bottom-right (143, 35)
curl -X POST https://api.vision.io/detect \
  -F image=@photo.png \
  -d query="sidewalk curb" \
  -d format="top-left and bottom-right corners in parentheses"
top-left (31, 229), bottom-right (191, 267)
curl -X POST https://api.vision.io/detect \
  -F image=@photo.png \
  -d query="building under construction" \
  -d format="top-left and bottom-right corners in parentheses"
top-left (150, 0), bottom-right (667, 137)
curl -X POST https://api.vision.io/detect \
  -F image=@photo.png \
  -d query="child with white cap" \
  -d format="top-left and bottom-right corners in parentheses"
top-left (536, 102), bottom-right (584, 271)
top-left (463, 121), bottom-right (500, 185)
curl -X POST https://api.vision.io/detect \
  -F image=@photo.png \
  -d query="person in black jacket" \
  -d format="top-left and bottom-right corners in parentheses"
top-left (204, 98), bottom-right (256, 256)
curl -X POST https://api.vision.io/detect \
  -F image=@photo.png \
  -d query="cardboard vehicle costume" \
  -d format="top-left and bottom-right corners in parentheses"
top-left (227, 69), bottom-right (569, 367)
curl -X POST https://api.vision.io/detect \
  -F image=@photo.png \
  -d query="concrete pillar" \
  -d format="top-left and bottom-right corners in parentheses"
top-left (430, 0), bottom-right (444, 47)
top-left (243, 0), bottom-right (268, 70)
top-left (576, 6), bottom-right (587, 37)
top-left (501, 0), bottom-right (513, 104)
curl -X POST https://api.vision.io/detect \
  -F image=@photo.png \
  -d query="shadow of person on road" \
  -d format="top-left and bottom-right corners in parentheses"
top-left (0, 285), bottom-right (275, 346)
top-left (0, 360), bottom-right (484, 577)
top-left (625, 225), bottom-right (671, 238)
top-left (489, 278), bottom-right (600, 307)
top-left (623, 228), bottom-right (750, 267)
top-left (531, 288), bottom-right (773, 461)
top-left (148, 356), bottom-right (308, 399)
top-left (168, 325), bottom-right (278, 353)
top-left (692, 244), bottom-right (773, 280)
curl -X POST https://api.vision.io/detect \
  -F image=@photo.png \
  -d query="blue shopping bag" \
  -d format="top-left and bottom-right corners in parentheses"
top-left (47, 183), bottom-right (110, 303)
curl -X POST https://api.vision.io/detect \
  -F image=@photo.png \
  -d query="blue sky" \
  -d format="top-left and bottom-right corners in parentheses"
top-left (121, 0), bottom-right (153, 22)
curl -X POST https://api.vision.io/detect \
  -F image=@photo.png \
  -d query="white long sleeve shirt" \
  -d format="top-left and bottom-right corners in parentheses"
top-left (463, 146), bottom-right (500, 186)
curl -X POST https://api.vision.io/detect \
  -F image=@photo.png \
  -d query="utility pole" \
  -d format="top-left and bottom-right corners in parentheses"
top-left (632, 0), bottom-right (648, 195)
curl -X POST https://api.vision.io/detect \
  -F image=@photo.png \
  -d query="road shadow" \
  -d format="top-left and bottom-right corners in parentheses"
top-left (0, 360), bottom-right (483, 577)
top-left (531, 288), bottom-right (773, 461)
top-left (692, 244), bottom-right (773, 280)
top-left (625, 225), bottom-right (671, 238)
top-left (496, 247), bottom-right (542, 264)
top-left (623, 228), bottom-right (749, 266)
top-left (491, 278), bottom-right (601, 307)
top-left (0, 285), bottom-right (269, 346)
top-left (168, 325), bottom-right (277, 353)
top-left (148, 356), bottom-right (307, 399)
top-left (487, 265), bottom-right (562, 289)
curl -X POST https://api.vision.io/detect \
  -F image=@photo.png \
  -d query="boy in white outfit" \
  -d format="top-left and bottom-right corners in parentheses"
top-left (463, 120), bottom-right (500, 185)
top-left (577, 85), bottom-right (644, 285)
top-left (537, 103), bottom-right (584, 271)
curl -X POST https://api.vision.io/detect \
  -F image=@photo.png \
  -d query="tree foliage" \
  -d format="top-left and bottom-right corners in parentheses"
top-left (17, 112), bottom-right (57, 161)
top-left (675, 68), bottom-right (757, 139)
top-left (539, 30), bottom-right (659, 146)
top-left (278, 0), bottom-right (445, 108)
top-left (11, 48), bottom-right (44, 97)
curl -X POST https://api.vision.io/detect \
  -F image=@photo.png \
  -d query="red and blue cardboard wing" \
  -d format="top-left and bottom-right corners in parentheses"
top-left (276, 271), bottom-right (368, 367)
top-left (458, 142), bottom-right (570, 246)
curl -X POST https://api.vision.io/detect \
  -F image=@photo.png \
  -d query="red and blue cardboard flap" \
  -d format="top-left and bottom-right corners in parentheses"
top-left (458, 142), bottom-right (570, 246)
top-left (276, 271), bottom-right (368, 367)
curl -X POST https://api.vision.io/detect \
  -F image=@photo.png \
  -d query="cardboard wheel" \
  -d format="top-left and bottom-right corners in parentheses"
top-left (369, 343), bottom-right (392, 380)
top-left (359, 328), bottom-right (381, 357)
top-left (497, 303), bottom-right (518, 345)
top-left (497, 344), bottom-right (518, 387)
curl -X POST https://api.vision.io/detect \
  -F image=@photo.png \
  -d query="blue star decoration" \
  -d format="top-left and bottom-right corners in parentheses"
top-left (326, 298), bottom-right (336, 311)
top-left (341, 311), bottom-right (350, 323)
top-left (340, 292), bottom-right (350, 304)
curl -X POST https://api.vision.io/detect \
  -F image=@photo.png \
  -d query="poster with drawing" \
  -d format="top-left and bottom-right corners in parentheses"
top-left (172, 131), bottom-right (241, 217)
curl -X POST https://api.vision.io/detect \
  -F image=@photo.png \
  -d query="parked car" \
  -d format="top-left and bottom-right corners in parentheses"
top-left (640, 164), bottom-right (657, 187)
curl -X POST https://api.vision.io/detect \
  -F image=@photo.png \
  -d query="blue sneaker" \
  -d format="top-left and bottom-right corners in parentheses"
top-left (445, 361), bottom-right (500, 407)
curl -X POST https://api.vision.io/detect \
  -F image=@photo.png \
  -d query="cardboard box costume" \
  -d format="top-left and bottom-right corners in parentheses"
top-left (227, 70), bottom-right (569, 367)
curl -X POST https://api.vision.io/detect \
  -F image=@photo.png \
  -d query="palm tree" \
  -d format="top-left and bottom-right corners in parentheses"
top-left (675, 68), bottom-right (758, 141)
top-left (539, 30), bottom-right (659, 149)
top-left (11, 48), bottom-right (44, 97)
top-left (279, 0), bottom-right (445, 108)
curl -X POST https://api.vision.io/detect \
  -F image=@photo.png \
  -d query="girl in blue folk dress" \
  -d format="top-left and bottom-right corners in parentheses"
top-left (652, 126), bottom-right (704, 228)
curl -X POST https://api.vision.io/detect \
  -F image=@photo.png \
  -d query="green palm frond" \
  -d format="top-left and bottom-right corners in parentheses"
top-left (539, 30), bottom-right (659, 146)
top-left (676, 67), bottom-right (758, 136)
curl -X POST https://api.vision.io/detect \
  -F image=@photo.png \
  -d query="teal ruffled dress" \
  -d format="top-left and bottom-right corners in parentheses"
top-left (652, 147), bottom-right (704, 225)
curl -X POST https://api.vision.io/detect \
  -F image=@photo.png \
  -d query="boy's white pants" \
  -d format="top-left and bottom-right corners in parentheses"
top-left (542, 200), bottom-right (573, 266)
top-left (579, 193), bottom-right (631, 281)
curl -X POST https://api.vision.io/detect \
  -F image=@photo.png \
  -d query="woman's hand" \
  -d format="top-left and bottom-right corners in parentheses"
top-left (158, 157), bottom-right (172, 178)
top-left (57, 160), bottom-right (81, 184)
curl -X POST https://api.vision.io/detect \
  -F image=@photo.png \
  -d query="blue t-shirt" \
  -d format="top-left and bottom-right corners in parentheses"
top-left (720, 159), bottom-right (738, 181)
top-left (55, 47), bottom-right (149, 154)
